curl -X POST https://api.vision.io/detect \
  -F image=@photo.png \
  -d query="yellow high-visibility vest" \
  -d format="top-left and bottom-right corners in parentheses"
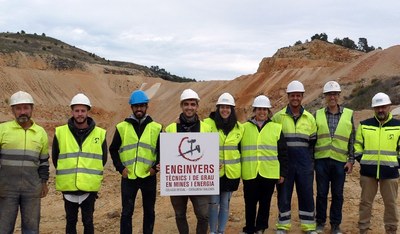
top-left (117, 121), bottom-right (161, 179)
top-left (315, 108), bottom-right (353, 162)
top-left (55, 125), bottom-right (106, 192)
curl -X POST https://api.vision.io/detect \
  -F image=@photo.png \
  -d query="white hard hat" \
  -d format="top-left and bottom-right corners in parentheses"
top-left (252, 95), bottom-right (272, 108)
top-left (286, 80), bottom-right (305, 93)
top-left (70, 93), bottom-right (92, 108)
top-left (180, 89), bottom-right (200, 102)
top-left (10, 91), bottom-right (34, 106)
top-left (216, 93), bottom-right (235, 106)
top-left (323, 81), bottom-right (341, 93)
top-left (371, 92), bottom-right (391, 107)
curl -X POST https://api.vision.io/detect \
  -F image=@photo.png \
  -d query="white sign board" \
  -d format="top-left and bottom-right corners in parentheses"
top-left (160, 132), bottom-right (219, 196)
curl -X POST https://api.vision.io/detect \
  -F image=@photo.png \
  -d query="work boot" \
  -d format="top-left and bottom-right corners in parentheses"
top-left (255, 230), bottom-right (265, 234)
top-left (359, 229), bottom-right (368, 234)
top-left (385, 226), bottom-right (397, 234)
top-left (331, 224), bottom-right (343, 234)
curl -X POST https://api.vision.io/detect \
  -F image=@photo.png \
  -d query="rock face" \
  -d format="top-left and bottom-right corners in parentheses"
top-left (1, 39), bottom-right (400, 233)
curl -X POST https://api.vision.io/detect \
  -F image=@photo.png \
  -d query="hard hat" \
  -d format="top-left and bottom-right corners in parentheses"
top-left (180, 89), bottom-right (200, 102)
top-left (216, 93), bottom-right (235, 106)
top-left (252, 95), bottom-right (272, 108)
top-left (129, 90), bottom-right (149, 105)
top-left (371, 92), bottom-right (391, 107)
top-left (70, 93), bottom-right (92, 108)
top-left (286, 80), bottom-right (305, 93)
top-left (323, 81), bottom-right (341, 93)
top-left (9, 91), bottom-right (34, 106)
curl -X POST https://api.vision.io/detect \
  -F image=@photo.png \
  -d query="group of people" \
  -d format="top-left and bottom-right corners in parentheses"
top-left (0, 79), bottom-right (398, 234)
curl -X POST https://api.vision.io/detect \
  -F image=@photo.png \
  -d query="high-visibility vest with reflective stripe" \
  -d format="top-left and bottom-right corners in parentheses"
top-left (55, 125), bottom-right (106, 192)
top-left (117, 121), bottom-right (161, 179)
top-left (241, 121), bottom-right (281, 180)
top-left (315, 108), bottom-right (353, 162)
top-left (272, 107), bottom-right (317, 148)
top-left (355, 116), bottom-right (400, 179)
top-left (203, 118), bottom-right (243, 179)
top-left (0, 120), bottom-right (49, 192)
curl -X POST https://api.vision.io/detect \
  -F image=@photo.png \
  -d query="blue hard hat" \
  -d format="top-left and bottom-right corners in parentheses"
top-left (129, 90), bottom-right (149, 105)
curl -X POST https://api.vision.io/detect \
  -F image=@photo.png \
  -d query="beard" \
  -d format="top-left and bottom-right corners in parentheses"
top-left (376, 112), bottom-right (388, 121)
top-left (74, 117), bottom-right (87, 125)
top-left (134, 110), bottom-right (145, 119)
top-left (16, 114), bottom-right (31, 124)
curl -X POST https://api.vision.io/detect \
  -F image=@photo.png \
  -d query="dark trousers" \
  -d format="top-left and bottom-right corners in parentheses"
top-left (243, 175), bottom-right (277, 233)
top-left (64, 193), bottom-right (97, 234)
top-left (170, 195), bottom-right (209, 234)
top-left (120, 176), bottom-right (156, 234)
top-left (315, 158), bottom-right (346, 226)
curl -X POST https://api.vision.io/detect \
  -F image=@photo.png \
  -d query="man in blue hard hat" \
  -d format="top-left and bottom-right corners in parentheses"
top-left (110, 90), bottom-right (162, 234)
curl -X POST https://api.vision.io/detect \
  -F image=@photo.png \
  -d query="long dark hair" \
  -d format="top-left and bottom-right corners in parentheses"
top-left (214, 105), bottom-right (237, 135)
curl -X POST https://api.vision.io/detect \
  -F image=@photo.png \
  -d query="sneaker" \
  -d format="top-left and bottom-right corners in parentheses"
top-left (316, 223), bottom-right (325, 233)
top-left (276, 230), bottom-right (288, 234)
top-left (331, 224), bottom-right (343, 234)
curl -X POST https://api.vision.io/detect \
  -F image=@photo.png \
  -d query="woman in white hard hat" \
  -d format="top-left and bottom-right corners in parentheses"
top-left (240, 95), bottom-right (288, 234)
top-left (203, 93), bottom-right (244, 234)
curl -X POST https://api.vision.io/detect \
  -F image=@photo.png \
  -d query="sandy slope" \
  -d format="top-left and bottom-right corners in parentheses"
top-left (2, 41), bottom-right (400, 233)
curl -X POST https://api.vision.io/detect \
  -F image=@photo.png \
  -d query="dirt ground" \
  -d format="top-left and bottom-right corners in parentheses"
top-left (9, 162), bottom-right (391, 234)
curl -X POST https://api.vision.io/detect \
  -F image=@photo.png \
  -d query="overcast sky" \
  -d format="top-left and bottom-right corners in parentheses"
top-left (1, 0), bottom-right (399, 80)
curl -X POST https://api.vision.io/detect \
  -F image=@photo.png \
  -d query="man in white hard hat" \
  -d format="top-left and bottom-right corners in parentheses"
top-left (240, 95), bottom-right (288, 234)
top-left (355, 92), bottom-right (399, 234)
top-left (272, 80), bottom-right (318, 234)
top-left (52, 93), bottom-right (107, 234)
top-left (0, 91), bottom-right (49, 233)
top-left (109, 90), bottom-right (162, 234)
top-left (314, 81), bottom-right (355, 234)
top-left (165, 88), bottom-right (212, 234)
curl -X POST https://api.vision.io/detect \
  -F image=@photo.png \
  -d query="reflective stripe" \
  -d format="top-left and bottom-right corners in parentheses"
top-left (119, 143), bottom-right (138, 153)
top-left (287, 142), bottom-right (309, 147)
top-left (278, 219), bottom-right (291, 224)
top-left (284, 133), bottom-right (310, 140)
top-left (363, 150), bottom-right (398, 156)
top-left (0, 149), bottom-right (40, 158)
top-left (56, 168), bottom-right (103, 175)
top-left (136, 156), bottom-right (154, 166)
top-left (1, 154), bottom-right (39, 162)
top-left (314, 145), bottom-right (348, 155)
top-left (0, 159), bottom-right (37, 167)
top-left (241, 156), bottom-right (278, 162)
top-left (58, 152), bottom-right (103, 160)
top-left (360, 160), bottom-right (398, 167)
top-left (299, 210), bottom-right (314, 217)
top-left (138, 142), bottom-right (156, 152)
top-left (279, 211), bottom-right (291, 217)
top-left (223, 158), bottom-right (241, 165)
top-left (242, 145), bottom-right (277, 151)
top-left (122, 159), bottom-right (135, 167)
top-left (40, 153), bottom-right (48, 160)
top-left (219, 145), bottom-right (238, 150)
top-left (318, 134), bottom-right (349, 142)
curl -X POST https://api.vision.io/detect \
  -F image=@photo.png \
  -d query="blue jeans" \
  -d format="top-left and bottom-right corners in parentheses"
top-left (120, 176), bottom-right (157, 234)
top-left (208, 192), bottom-right (232, 233)
top-left (0, 193), bottom-right (41, 234)
top-left (315, 158), bottom-right (346, 226)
